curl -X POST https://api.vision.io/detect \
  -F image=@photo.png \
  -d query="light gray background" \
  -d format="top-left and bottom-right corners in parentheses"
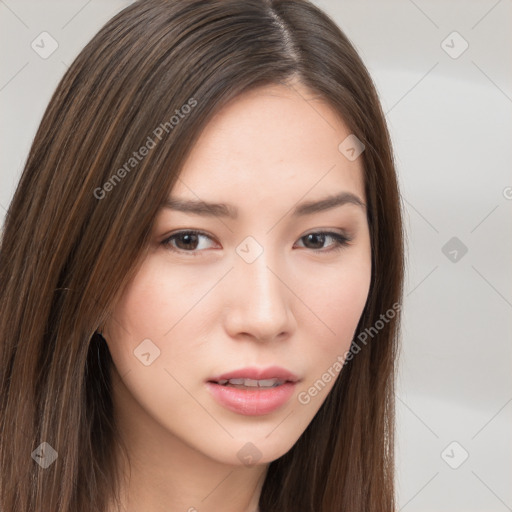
top-left (1, 1), bottom-right (511, 510)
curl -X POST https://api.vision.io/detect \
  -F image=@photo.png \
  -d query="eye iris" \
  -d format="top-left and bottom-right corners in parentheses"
top-left (176, 233), bottom-right (199, 250)
top-left (305, 233), bottom-right (326, 249)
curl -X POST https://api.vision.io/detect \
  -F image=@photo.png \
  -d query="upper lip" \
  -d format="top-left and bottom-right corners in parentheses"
top-left (207, 366), bottom-right (300, 383)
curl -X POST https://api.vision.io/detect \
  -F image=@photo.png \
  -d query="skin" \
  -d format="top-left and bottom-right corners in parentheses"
top-left (103, 80), bottom-right (372, 512)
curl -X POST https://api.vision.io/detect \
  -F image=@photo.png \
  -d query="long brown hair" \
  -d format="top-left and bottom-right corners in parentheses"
top-left (0, 0), bottom-right (404, 510)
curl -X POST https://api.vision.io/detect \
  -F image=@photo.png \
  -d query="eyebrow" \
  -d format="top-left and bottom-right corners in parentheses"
top-left (163, 191), bottom-right (366, 219)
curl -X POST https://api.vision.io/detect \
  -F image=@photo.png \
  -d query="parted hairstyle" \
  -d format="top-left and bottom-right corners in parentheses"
top-left (0, 0), bottom-right (404, 510)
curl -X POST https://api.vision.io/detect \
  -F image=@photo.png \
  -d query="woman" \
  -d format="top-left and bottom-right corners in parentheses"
top-left (0, 0), bottom-right (404, 510)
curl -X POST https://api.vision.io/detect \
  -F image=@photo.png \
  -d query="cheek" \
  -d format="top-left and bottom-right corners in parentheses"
top-left (292, 256), bottom-right (371, 409)
top-left (108, 257), bottom-right (205, 339)
top-left (304, 275), bottom-right (370, 369)
top-left (104, 261), bottom-right (177, 371)
top-left (104, 255), bottom-right (225, 384)
top-left (104, 263), bottom-right (207, 423)
top-left (296, 251), bottom-right (372, 358)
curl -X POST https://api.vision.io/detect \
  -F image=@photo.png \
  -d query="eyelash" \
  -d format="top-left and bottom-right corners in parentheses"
top-left (160, 229), bottom-right (352, 257)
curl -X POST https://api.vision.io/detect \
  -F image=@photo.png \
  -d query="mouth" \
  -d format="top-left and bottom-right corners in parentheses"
top-left (205, 366), bottom-right (300, 415)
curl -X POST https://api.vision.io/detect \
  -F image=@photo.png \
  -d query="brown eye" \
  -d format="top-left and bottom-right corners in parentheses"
top-left (161, 230), bottom-right (216, 256)
top-left (296, 231), bottom-right (351, 253)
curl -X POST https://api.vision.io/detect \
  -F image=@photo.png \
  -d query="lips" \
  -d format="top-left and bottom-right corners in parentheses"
top-left (205, 366), bottom-right (300, 415)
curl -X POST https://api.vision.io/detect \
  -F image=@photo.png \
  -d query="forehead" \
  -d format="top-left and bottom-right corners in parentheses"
top-left (170, 83), bottom-right (365, 213)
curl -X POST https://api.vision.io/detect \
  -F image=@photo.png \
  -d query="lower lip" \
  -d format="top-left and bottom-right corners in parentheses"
top-left (205, 381), bottom-right (297, 416)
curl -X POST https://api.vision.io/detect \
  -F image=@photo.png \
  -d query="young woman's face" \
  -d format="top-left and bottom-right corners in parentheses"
top-left (104, 82), bottom-right (372, 467)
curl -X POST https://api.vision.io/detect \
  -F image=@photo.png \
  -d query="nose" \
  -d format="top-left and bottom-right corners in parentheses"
top-left (223, 247), bottom-right (294, 342)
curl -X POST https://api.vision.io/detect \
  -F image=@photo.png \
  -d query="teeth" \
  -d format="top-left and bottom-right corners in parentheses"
top-left (256, 378), bottom-right (281, 387)
top-left (230, 378), bottom-right (258, 386)
top-left (217, 378), bottom-right (284, 387)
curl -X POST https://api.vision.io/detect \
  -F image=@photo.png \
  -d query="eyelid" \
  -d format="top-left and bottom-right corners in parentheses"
top-left (301, 227), bottom-right (351, 239)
